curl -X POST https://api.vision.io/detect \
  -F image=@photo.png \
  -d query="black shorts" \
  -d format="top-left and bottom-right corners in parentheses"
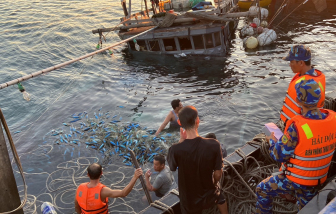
top-left (202, 186), bottom-right (226, 210)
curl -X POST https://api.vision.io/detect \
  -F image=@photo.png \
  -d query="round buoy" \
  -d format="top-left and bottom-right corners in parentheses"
top-left (250, 23), bottom-right (257, 28)
top-left (260, 20), bottom-right (268, 28)
top-left (249, 6), bottom-right (269, 18)
top-left (245, 36), bottom-right (258, 49)
top-left (253, 18), bottom-right (260, 26)
top-left (257, 26), bottom-right (264, 34)
top-left (241, 26), bottom-right (254, 37)
top-left (257, 29), bottom-right (277, 46)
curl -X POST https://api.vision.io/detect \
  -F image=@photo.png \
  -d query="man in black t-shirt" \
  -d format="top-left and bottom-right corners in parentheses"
top-left (167, 106), bottom-right (228, 214)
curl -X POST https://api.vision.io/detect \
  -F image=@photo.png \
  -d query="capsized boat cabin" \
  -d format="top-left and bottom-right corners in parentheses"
top-left (92, 0), bottom-right (262, 56)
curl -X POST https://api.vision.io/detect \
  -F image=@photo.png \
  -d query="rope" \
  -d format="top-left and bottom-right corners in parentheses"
top-left (150, 200), bottom-right (174, 214)
top-left (170, 189), bottom-right (179, 196)
top-left (224, 159), bottom-right (257, 199)
top-left (272, 0), bottom-right (309, 29)
top-left (0, 108), bottom-right (27, 214)
top-left (267, 0), bottom-right (288, 27)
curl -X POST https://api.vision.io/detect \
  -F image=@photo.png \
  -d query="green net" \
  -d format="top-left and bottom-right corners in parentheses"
top-left (189, 0), bottom-right (204, 7)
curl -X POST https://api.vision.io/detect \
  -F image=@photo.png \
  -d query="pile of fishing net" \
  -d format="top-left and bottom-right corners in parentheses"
top-left (49, 108), bottom-right (180, 166)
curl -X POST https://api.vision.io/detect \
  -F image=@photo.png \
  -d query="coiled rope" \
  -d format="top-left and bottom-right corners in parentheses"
top-left (222, 130), bottom-right (297, 214)
top-left (150, 200), bottom-right (174, 214)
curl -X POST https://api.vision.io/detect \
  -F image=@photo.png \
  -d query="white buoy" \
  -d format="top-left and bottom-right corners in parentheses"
top-left (260, 20), bottom-right (268, 28)
top-left (245, 36), bottom-right (258, 49)
top-left (257, 29), bottom-right (277, 46)
top-left (249, 6), bottom-right (269, 18)
top-left (263, 28), bottom-right (269, 33)
top-left (253, 18), bottom-right (260, 26)
top-left (241, 26), bottom-right (254, 37)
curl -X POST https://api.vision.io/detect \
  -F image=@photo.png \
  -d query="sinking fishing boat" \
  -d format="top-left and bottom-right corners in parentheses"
top-left (92, 0), bottom-right (263, 56)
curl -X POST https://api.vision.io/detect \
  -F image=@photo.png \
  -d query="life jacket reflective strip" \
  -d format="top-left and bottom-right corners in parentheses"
top-left (283, 109), bottom-right (336, 186)
top-left (280, 70), bottom-right (325, 124)
top-left (76, 182), bottom-right (108, 214)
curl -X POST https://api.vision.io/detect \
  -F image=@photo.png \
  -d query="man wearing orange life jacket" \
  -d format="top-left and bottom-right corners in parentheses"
top-left (280, 45), bottom-right (325, 126)
top-left (255, 79), bottom-right (336, 214)
top-left (75, 163), bottom-right (143, 214)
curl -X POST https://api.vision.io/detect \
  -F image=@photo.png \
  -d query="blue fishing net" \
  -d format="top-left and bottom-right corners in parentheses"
top-left (51, 108), bottom-right (178, 166)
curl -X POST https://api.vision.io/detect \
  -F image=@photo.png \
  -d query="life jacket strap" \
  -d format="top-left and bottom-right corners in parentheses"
top-left (291, 151), bottom-right (335, 161)
top-left (285, 171), bottom-right (328, 180)
top-left (286, 162), bottom-right (331, 171)
top-left (283, 103), bottom-right (300, 116)
top-left (285, 94), bottom-right (301, 108)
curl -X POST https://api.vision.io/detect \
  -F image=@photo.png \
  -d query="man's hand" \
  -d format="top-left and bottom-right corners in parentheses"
top-left (179, 127), bottom-right (187, 143)
top-left (266, 132), bottom-right (277, 144)
top-left (145, 169), bottom-right (152, 179)
top-left (134, 168), bottom-right (143, 179)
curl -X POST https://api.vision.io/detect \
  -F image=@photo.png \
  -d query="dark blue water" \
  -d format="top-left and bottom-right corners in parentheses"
top-left (0, 0), bottom-right (335, 213)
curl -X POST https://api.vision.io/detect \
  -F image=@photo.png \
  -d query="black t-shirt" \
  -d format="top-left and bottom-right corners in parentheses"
top-left (167, 137), bottom-right (223, 214)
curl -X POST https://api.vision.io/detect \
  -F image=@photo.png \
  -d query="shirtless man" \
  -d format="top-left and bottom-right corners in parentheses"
top-left (155, 99), bottom-right (183, 136)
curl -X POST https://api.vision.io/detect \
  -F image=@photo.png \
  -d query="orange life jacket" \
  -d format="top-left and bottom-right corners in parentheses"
top-left (280, 69), bottom-right (325, 125)
top-left (283, 109), bottom-right (336, 186)
top-left (76, 182), bottom-right (108, 214)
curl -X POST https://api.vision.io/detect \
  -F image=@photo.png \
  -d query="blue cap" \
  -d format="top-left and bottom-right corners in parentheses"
top-left (295, 79), bottom-right (321, 106)
top-left (283, 45), bottom-right (311, 61)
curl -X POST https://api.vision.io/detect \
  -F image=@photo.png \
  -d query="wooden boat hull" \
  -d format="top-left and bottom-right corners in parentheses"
top-left (238, 0), bottom-right (272, 9)
top-left (118, 20), bottom-right (238, 56)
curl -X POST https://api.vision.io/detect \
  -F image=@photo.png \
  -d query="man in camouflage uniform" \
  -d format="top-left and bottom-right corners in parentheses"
top-left (255, 79), bottom-right (325, 214)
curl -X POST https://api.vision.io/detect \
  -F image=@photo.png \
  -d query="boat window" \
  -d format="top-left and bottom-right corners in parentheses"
top-left (163, 38), bottom-right (177, 51)
top-left (192, 35), bottom-right (204, 50)
top-left (205, 33), bottom-right (214, 49)
top-left (214, 32), bottom-right (221, 47)
top-left (129, 41), bottom-right (136, 50)
top-left (178, 37), bottom-right (192, 50)
top-left (149, 40), bottom-right (160, 51)
top-left (137, 40), bottom-right (147, 51)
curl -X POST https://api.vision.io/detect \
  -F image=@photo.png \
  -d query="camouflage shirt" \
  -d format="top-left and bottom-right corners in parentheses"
top-left (270, 109), bottom-right (327, 162)
top-left (299, 68), bottom-right (317, 77)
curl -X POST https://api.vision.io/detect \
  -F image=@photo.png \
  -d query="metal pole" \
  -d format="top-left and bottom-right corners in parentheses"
top-left (0, 26), bottom-right (157, 90)
top-left (0, 120), bottom-right (23, 214)
top-left (128, 0), bottom-right (132, 18)
top-left (121, 0), bottom-right (129, 17)
top-left (144, 0), bottom-right (149, 17)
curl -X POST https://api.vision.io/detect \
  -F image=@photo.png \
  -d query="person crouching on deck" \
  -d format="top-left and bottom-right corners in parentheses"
top-left (144, 154), bottom-right (174, 201)
top-left (75, 163), bottom-right (142, 214)
top-left (255, 79), bottom-right (336, 214)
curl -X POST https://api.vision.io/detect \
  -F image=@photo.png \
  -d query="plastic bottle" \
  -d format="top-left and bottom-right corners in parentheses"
top-left (41, 202), bottom-right (57, 214)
